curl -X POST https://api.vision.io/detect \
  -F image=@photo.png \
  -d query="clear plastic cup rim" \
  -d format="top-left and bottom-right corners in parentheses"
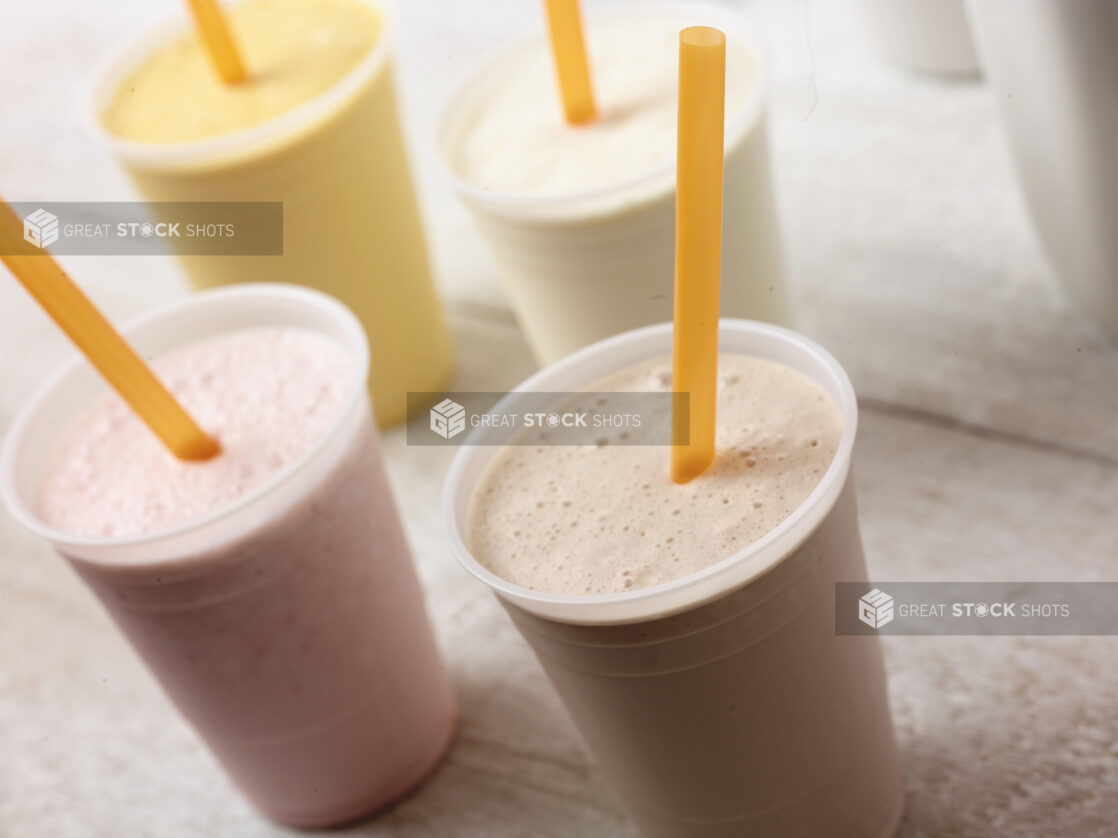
top-left (84, 0), bottom-right (397, 169)
top-left (442, 319), bottom-right (858, 626)
top-left (433, 1), bottom-right (770, 220)
top-left (0, 284), bottom-right (370, 554)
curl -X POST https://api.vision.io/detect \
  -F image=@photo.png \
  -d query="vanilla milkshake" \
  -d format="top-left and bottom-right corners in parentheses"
top-left (439, 4), bottom-right (788, 363)
top-left (445, 321), bottom-right (902, 838)
top-left (1, 286), bottom-right (455, 827)
top-left (93, 0), bottom-right (454, 428)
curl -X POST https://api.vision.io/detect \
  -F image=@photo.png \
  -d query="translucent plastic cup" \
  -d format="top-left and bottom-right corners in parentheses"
top-left (967, 0), bottom-right (1118, 338)
top-left (443, 320), bottom-right (903, 838)
top-left (88, 0), bottom-right (455, 428)
top-left (1, 285), bottom-right (456, 828)
top-left (855, 0), bottom-right (980, 76)
top-left (436, 3), bottom-right (789, 365)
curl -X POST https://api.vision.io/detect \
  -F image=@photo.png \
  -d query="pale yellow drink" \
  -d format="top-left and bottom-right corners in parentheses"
top-left (95, 0), bottom-right (454, 428)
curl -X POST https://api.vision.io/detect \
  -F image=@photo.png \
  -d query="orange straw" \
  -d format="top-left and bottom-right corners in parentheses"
top-left (184, 0), bottom-right (247, 84)
top-left (0, 199), bottom-right (222, 462)
top-left (671, 27), bottom-right (726, 484)
top-left (542, 0), bottom-right (597, 124)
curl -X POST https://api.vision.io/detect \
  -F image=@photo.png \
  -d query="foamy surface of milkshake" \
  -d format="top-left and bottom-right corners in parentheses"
top-left (38, 328), bottom-right (351, 538)
top-left (448, 14), bottom-right (758, 197)
top-left (103, 0), bottom-right (382, 143)
top-left (467, 354), bottom-right (841, 595)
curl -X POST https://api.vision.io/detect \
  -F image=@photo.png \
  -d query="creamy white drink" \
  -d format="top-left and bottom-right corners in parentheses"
top-left (450, 17), bottom-right (756, 196)
top-left (439, 5), bottom-right (789, 363)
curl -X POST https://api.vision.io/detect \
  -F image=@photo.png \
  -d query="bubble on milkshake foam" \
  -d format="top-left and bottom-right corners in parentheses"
top-left (465, 353), bottom-right (842, 597)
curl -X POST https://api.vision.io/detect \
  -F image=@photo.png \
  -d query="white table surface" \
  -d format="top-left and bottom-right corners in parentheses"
top-left (2, 1), bottom-right (1117, 836)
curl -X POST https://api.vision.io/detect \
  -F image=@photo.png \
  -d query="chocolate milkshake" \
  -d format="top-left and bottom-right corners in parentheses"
top-left (467, 353), bottom-right (841, 595)
top-left (444, 320), bottom-right (903, 838)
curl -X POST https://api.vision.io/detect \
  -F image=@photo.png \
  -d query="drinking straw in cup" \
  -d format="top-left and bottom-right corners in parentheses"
top-left (0, 197), bottom-right (219, 461)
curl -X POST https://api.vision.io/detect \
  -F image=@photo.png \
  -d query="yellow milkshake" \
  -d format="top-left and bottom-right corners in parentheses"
top-left (96, 0), bottom-right (454, 428)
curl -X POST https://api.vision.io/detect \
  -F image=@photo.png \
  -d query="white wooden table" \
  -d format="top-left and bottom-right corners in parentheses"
top-left (2, 1), bottom-right (1117, 836)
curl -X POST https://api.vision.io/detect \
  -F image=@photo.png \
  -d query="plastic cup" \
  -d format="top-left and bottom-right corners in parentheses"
top-left (443, 320), bottom-right (904, 838)
top-left (854, 0), bottom-right (980, 77)
top-left (435, 3), bottom-right (789, 365)
top-left (1, 285), bottom-right (456, 828)
top-left (87, 0), bottom-right (455, 428)
top-left (966, 0), bottom-right (1118, 338)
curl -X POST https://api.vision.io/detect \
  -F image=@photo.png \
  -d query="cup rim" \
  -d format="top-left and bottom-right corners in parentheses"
top-left (0, 284), bottom-right (370, 553)
top-left (432, 0), bottom-right (770, 219)
top-left (442, 319), bottom-right (858, 626)
top-left (84, 0), bottom-right (396, 168)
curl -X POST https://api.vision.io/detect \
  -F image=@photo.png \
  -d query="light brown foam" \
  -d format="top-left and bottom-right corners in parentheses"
top-left (466, 354), bottom-right (842, 595)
